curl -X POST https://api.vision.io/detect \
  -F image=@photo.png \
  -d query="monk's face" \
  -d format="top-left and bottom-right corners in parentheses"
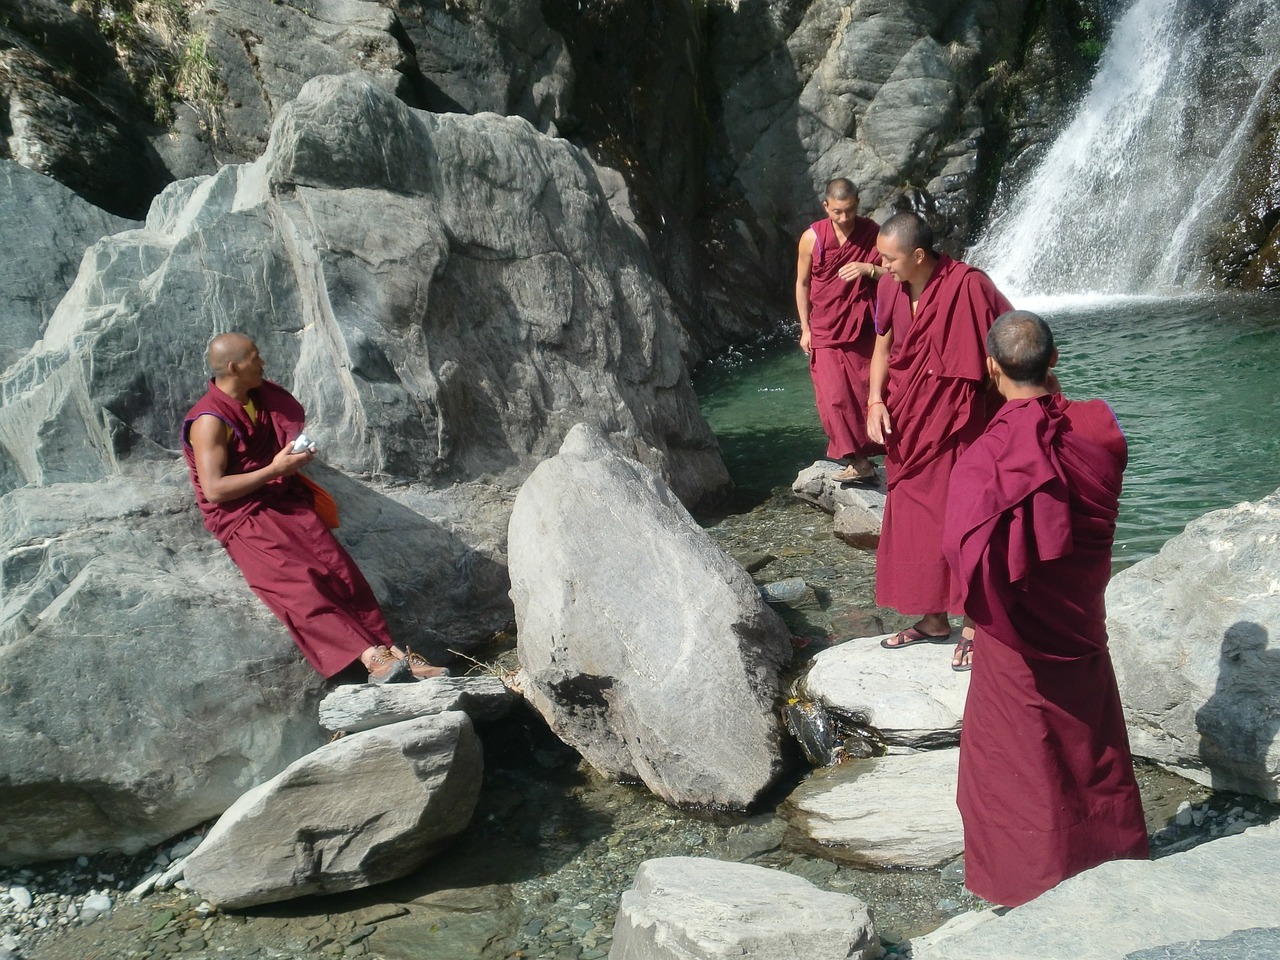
top-left (232, 341), bottom-right (266, 389)
top-left (876, 233), bottom-right (926, 286)
top-left (823, 196), bottom-right (857, 232)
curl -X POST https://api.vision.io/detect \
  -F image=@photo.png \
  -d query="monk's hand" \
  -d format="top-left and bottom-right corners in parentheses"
top-left (271, 444), bottom-right (315, 478)
top-left (799, 329), bottom-right (812, 356)
top-left (867, 403), bottom-right (892, 443)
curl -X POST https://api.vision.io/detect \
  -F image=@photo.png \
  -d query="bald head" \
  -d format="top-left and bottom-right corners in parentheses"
top-left (878, 211), bottom-right (936, 258)
top-left (825, 178), bottom-right (858, 203)
top-left (208, 333), bottom-right (255, 377)
top-left (987, 311), bottom-right (1056, 385)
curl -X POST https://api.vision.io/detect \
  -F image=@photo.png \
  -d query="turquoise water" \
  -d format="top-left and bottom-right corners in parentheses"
top-left (696, 293), bottom-right (1280, 566)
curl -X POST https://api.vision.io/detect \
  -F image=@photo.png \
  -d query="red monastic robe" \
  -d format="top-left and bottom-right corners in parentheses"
top-left (873, 255), bottom-right (1011, 613)
top-left (181, 380), bottom-right (395, 678)
top-left (943, 394), bottom-right (1150, 907)
top-left (807, 216), bottom-right (884, 461)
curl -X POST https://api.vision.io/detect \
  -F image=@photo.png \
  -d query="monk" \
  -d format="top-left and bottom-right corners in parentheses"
top-left (867, 212), bottom-right (1012, 667)
top-left (181, 332), bottom-right (448, 684)
top-left (943, 311), bottom-right (1149, 907)
top-left (795, 178), bottom-right (885, 484)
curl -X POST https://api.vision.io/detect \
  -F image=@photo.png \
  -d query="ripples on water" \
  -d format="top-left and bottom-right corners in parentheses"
top-left (695, 293), bottom-right (1280, 567)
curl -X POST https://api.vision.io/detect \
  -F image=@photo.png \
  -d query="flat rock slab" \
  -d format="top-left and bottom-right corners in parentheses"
top-left (912, 821), bottom-right (1280, 960)
top-left (609, 856), bottom-right (878, 960)
top-left (798, 634), bottom-right (968, 748)
top-left (793, 462), bottom-right (886, 515)
top-left (184, 712), bottom-right (482, 909)
top-left (1124, 927), bottom-right (1280, 959)
top-left (319, 676), bottom-right (516, 733)
top-left (783, 748), bottom-right (963, 869)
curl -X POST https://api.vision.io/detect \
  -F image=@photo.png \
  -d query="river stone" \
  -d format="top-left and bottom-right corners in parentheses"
top-left (1107, 493), bottom-right (1280, 800)
top-left (609, 856), bottom-right (878, 960)
top-left (911, 821), bottom-right (1280, 960)
top-left (319, 676), bottom-right (516, 734)
top-left (509, 424), bottom-right (792, 810)
top-left (0, 72), bottom-right (726, 865)
top-left (184, 712), bottom-right (482, 909)
top-left (798, 634), bottom-right (967, 748)
top-left (784, 748), bottom-right (964, 869)
top-left (792, 462), bottom-right (885, 550)
top-left (0, 161), bottom-right (139, 370)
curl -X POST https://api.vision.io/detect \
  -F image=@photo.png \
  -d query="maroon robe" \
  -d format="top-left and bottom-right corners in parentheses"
top-left (943, 394), bottom-right (1149, 907)
top-left (873, 255), bottom-right (1011, 613)
top-left (807, 216), bottom-right (883, 461)
top-left (181, 380), bottom-right (394, 678)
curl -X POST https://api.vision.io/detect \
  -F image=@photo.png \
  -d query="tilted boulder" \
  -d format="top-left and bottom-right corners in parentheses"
top-left (610, 856), bottom-right (878, 960)
top-left (184, 711), bottom-right (482, 909)
top-left (509, 424), bottom-right (792, 810)
top-left (0, 72), bottom-right (725, 863)
top-left (1108, 492), bottom-right (1280, 801)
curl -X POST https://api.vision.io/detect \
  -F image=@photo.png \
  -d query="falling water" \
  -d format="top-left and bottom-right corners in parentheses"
top-left (968, 0), bottom-right (1280, 299)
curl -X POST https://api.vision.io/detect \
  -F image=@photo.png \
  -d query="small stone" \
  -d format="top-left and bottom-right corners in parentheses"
top-left (936, 897), bottom-right (964, 914)
top-left (1191, 809), bottom-right (1206, 826)
top-left (940, 857), bottom-right (966, 883)
top-left (8, 886), bottom-right (32, 911)
top-left (76, 856), bottom-right (90, 867)
top-left (80, 894), bottom-right (113, 924)
top-left (1174, 806), bottom-right (1193, 827)
top-left (150, 909), bottom-right (177, 932)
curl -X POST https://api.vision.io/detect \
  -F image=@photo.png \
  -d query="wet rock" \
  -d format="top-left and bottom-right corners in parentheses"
top-left (184, 712), bottom-right (481, 909)
top-left (610, 856), bottom-right (878, 960)
top-left (784, 748), bottom-right (963, 869)
top-left (509, 424), bottom-right (792, 810)
top-left (912, 821), bottom-right (1280, 959)
top-left (319, 676), bottom-right (517, 734)
top-left (798, 635), bottom-right (967, 748)
top-left (1108, 493), bottom-right (1280, 800)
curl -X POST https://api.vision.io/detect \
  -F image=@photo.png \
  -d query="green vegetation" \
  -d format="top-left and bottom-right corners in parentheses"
top-left (1074, 16), bottom-right (1106, 62)
top-left (72, 0), bottom-right (223, 127)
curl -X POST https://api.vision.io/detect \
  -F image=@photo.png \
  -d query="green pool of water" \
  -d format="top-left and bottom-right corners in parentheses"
top-left (696, 292), bottom-right (1280, 566)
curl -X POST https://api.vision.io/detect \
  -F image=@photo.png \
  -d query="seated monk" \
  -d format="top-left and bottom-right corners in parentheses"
top-left (943, 311), bottom-right (1149, 907)
top-left (181, 332), bottom-right (448, 684)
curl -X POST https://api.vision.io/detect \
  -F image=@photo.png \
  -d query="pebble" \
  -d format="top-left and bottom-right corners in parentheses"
top-left (80, 893), bottom-right (113, 923)
top-left (1174, 800), bottom-right (1193, 826)
top-left (8, 887), bottom-right (33, 911)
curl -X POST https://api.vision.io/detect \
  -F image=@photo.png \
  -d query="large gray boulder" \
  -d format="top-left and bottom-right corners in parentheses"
top-left (184, 711), bottom-right (482, 909)
top-left (609, 857), bottom-right (878, 960)
top-left (0, 73), bottom-right (725, 864)
top-left (911, 821), bottom-right (1280, 960)
top-left (0, 473), bottom-right (325, 867)
top-left (798, 634), bottom-right (968, 748)
top-left (1108, 493), bottom-right (1280, 801)
top-left (783, 748), bottom-right (965, 869)
top-left (0, 161), bottom-right (139, 370)
top-left (509, 424), bottom-right (792, 810)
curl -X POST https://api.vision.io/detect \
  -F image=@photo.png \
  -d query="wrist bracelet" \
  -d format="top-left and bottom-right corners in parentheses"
top-left (868, 400), bottom-right (885, 410)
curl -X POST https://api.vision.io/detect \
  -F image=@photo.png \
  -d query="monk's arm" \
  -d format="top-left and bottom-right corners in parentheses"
top-left (795, 230), bottom-right (816, 355)
top-left (189, 414), bottom-right (314, 504)
top-left (866, 329), bottom-right (893, 442)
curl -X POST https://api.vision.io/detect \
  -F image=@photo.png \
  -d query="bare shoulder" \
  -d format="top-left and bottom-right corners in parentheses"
top-left (188, 412), bottom-right (228, 449)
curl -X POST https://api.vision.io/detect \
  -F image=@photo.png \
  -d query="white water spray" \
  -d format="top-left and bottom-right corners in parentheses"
top-left (968, 0), bottom-right (1280, 299)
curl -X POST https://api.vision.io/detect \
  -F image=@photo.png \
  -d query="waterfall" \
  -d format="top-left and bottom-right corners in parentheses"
top-left (967, 0), bottom-right (1280, 300)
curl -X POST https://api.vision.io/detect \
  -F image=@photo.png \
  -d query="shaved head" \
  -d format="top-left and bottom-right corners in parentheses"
top-left (878, 211), bottom-right (936, 258)
top-left (987, 311), bottom-right (1056, 385)
top-left (825, 178), bottom-right (858, 203)
top-left (208, 332), bottom-right (255, 377)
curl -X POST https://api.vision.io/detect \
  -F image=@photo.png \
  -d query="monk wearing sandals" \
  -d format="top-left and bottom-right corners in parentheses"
top-left (181, 332), bottom-right (449, 685)
top-left (867, 212), bottom-right (1012, 669)
top-left (796, 178), bottom-right (885, 486)
top-left (942, 311), bottom-right (1149, 906)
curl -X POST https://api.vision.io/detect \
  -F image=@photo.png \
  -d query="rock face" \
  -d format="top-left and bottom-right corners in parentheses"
top-left (798, 635), bottom-right (968, 748)
top-left (509, 424), bottom-right (792, 809)
top-left (784, 749), bottom-right (965, 869)
top-left (184, 712), bottom-right (482, 909)
top-left (0, 161), bottom-right (139, 370)
top-left (1107, 494), bottom-right (1280, 801)
top-left (0, 73), bottom-right (725, 864)
top-left (609, 857), bottom-right (878, 960)
top-left (911, 821), bottom-right (1280, 960)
